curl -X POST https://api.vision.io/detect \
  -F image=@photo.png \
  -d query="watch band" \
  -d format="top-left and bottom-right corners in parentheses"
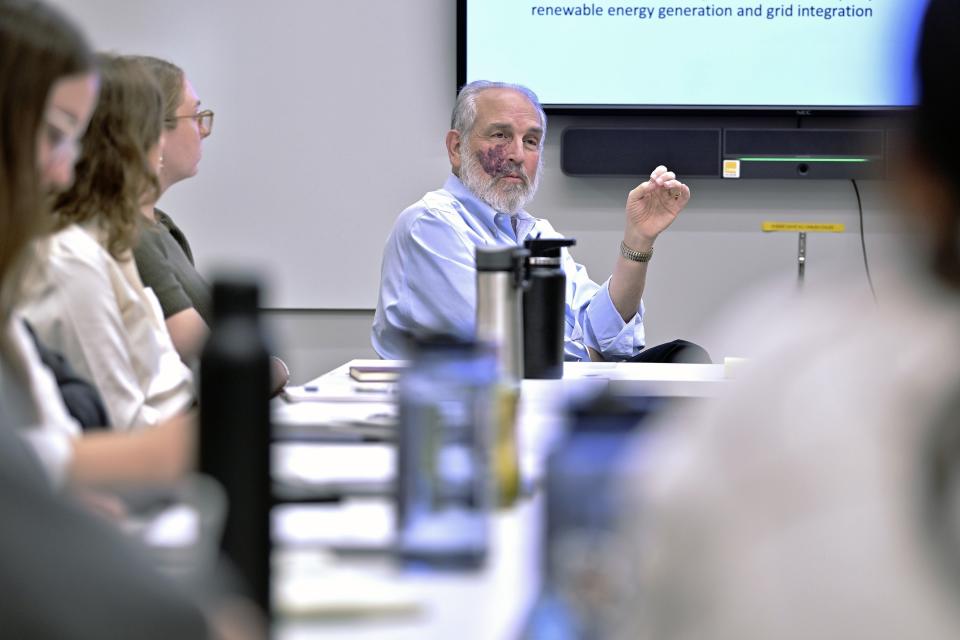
top-left (620, 240), bottom-right (654, 263)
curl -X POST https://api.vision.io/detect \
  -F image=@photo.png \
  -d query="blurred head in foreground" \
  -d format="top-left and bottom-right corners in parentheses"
top-left (607, 2), bottom-right (960, 639)
top-left (0, 0), bottom-right (96, 325)
top-left (901, 0), bottom-right (960, 287)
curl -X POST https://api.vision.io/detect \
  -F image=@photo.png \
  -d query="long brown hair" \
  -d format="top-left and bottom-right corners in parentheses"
top-left (53, 54), bottom-right (163, 260)
top-left (0, 0), bottom-right (94, 325)
top-left (127, 55), bottom-right (185, 131)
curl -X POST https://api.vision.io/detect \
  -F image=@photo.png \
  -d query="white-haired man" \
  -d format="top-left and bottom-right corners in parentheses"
top-left (372, 80), bottom-right (703, 363)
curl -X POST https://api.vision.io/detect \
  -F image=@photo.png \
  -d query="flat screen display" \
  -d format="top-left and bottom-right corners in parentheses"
top-left (460, 0), bottom-right (928, 111)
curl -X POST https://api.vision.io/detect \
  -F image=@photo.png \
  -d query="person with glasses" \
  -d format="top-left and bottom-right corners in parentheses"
top-left (372, 81), bottom-right (709, 364)
top-left (20, 54), bottom-right (196, 433)
top-left (130, 56), bottom-right (214, 360)
top-left (131, 56), bottom-right (290, 394)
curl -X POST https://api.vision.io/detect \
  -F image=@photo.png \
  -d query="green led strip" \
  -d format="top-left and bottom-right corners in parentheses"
top-left (736, 157), bottom-right (870, 163)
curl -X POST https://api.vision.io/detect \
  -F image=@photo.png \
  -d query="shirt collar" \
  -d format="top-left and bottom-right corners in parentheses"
top-left (443, 173), bottom-right (536, 240)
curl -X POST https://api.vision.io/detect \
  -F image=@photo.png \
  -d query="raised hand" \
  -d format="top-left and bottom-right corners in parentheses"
top-left (624, 165), bottom-right (690, 247)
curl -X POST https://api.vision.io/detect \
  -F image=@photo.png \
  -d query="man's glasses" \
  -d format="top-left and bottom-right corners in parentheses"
top-left (169, 109), bottom-right (214, 137)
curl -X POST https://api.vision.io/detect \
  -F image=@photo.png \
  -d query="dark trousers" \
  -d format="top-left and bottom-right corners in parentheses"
top-left (626, 339), bottom-right (712, 364)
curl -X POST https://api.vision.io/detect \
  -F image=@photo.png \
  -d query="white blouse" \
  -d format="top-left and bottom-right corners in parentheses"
top-left (0, 316), bottom-right (80, 486)
top-left (20, 223), bottom-right (194, 430)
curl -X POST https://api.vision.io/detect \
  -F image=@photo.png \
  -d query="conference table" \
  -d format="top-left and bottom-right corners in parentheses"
top-left (270, 359), bottom-right (730, 639)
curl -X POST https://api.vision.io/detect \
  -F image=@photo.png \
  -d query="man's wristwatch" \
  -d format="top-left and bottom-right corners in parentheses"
top-left (620, 240), bottom-right (654, 263)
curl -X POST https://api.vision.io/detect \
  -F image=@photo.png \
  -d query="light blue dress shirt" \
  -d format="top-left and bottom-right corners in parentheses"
top-left (371, 174), bottom-right (645, 361)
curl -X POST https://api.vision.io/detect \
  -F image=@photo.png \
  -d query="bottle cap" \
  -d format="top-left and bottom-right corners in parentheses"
top-left (476, 246), bottom-right (529, 271)
top-left (524, 237), bottom-right (576, 259)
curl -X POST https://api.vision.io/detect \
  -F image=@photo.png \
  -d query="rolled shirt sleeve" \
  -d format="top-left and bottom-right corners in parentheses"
top-left (562, 251), bottom-right (645, 361)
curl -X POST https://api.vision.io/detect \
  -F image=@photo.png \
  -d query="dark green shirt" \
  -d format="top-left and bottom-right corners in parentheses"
top-left (133, 209), bottom-right (212, 324)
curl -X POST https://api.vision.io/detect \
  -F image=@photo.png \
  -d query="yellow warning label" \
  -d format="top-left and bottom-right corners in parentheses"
top-left (722, 159), bottom-right (740, 178)
top-left (761, 221), bottom-right (845, 233)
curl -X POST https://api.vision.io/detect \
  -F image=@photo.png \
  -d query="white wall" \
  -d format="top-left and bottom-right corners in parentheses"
top-left (54, 0), bottom-right (909, 374)
top-left (53, 0), bottom-right (457, 309)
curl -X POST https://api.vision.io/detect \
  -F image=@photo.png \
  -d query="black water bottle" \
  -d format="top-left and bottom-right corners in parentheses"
top-left (199, 276), bottom-right (272, 614)
top-left (523, 238), bottom-right (575, 379)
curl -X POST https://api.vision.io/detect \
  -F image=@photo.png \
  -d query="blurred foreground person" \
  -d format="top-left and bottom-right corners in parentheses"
top-left (0, 407), bottom-right (209, 637)
top-left (610, 1), bottom-right (960, 638)
top-left (0, 1), bottom-right (208, 635)
top-left (2, 38), bottom-right (193, 489)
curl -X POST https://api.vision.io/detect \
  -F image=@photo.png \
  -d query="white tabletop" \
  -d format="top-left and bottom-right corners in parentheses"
top-left (273, 494), bottom-right (543, 640)
top-left (275, 359), bottom-right (728, 424)
top-left (270, 357), bottom-right (731, 637)
top-left (302, 358), bottom-right (727, 388)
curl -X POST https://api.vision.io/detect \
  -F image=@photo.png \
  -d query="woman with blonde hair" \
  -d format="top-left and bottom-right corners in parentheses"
top-left (21, 54), bottom-right (196, 431)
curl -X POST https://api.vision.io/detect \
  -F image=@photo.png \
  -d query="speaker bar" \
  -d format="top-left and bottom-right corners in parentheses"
top-left (560, 127), bottom-right (887, 179)
top-left (561, 128), bottom-right (721, 178)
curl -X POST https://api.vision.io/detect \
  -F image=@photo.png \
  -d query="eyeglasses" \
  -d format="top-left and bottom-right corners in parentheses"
top-left (169, 109), bottom-right (214, 137)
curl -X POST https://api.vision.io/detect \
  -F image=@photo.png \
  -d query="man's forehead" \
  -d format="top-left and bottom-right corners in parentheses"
top-left (475, 88), bottom-right (541, 127)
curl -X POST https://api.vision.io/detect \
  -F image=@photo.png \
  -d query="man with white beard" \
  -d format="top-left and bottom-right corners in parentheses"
top-left (372, 81), bottom-right (699, 362)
